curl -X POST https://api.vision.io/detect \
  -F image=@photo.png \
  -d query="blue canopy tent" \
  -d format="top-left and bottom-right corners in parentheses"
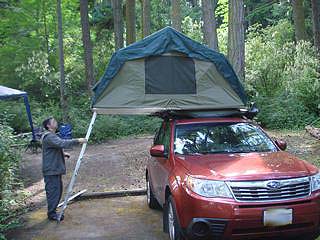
top-left (0, 85), bottom-right (36, 141)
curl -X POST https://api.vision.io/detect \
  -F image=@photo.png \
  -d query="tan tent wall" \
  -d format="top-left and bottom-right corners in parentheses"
top-left (92, 58), bottom-right (244, 115)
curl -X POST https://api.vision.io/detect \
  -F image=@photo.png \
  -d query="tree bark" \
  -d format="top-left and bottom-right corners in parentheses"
top-left (171, 0), bottom-right (182, 31)
top-left (111, 0), bottom-right (124, 50)
top-left (42, 0), bottom-right (50, 64)
top-left (80, 0), bottom-right (95, 94)
top-left (291, 0), bottom-right (307, 41)
top-left (201, 0), bottom-right (219, 51)
top-left (56, 0), bottom-right (69, 122)
top-left (125, 0), bottom-right (136, 45)
top-left (228, 0), bottom-right (245, 82)
top-left (142, 0), bottom-right (151, 37)
top-left (311, 0), bottom-right (320, 53)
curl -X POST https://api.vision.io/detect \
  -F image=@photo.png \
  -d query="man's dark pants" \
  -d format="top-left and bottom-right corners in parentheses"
top-left (44, 175), bottom-right (62, 218)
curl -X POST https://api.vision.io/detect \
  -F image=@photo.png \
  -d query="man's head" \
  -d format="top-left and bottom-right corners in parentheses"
top-left (42, 117), bottom-right (58, 132)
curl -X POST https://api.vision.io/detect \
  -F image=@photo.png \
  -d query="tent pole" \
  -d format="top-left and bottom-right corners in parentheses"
top-left (23, 95), bottom-right (36, 141)
top-left (58, 111), bottom-right (97, 222)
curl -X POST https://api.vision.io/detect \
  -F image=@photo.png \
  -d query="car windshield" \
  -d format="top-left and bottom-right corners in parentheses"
top-left (174, 122), bottom-right (277, 155)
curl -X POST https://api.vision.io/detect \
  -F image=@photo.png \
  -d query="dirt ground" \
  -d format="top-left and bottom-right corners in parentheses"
top-left (6, 130), bottom-right (320, 240)
top-left (19, 135), bottom-right (154, 210)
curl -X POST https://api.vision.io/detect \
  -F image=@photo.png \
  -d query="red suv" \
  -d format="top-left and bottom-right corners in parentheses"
top-left (146, 117), bottom-right (320, 240)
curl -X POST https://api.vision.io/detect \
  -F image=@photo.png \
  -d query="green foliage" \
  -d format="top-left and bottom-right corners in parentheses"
top-left (254, 94), bottom-right (318, 129)
top-left (246, 20), bottom-right (320, 129)
top-left (284, 41), bottom-right (320, 113)
top-left (0, 124), bottom-right (24, 239)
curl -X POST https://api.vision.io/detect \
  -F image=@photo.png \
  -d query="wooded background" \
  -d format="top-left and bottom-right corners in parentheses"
top-left (0, 1), bottom-right (320, 237)
top-left (0, 0), bottom-right (319, 135)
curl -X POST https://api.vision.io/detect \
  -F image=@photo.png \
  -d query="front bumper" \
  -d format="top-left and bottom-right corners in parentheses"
top-left (177, 190), bottom-right (320, 240)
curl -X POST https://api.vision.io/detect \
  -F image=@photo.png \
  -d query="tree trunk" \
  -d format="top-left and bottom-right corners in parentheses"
top-left (125, 0), bottom-right (136, 45)
top-left (291, 0), bottom-right (307, 41)
top-left (311, 0), bottom-right (320, 53)
top-left (201, 0), bottom-right (219, 51)
top-left (171, 0), bottom-right (181, 31)
top-left (111, 0), bottom-right (124, 50)
top-left (80, 0), bottom-right (95, 94)
top-left (56, 0), bottom-right (69, 122)
top-left (42, 0), bottom-right (50, 64)
top-left (228, 0), bottom-right (245, 82)
top-left (142, 0), bottom-right (151, 37)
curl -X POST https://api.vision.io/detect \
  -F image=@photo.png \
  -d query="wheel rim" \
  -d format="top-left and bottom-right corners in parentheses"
top-left (168, 202), bottom-right (175, 240)
top-left (146, 179), bottom-right (151, 205)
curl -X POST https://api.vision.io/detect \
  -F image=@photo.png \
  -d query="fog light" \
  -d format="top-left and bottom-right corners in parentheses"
top-left (192, 221), bottom-right (210, 237)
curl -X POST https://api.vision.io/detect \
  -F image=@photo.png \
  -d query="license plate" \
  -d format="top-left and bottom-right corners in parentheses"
top-left (263, 208), bottom-right (293, 227)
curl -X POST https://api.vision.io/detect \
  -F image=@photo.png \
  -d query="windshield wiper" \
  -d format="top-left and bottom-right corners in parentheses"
top-left (198, 150), bottom-right (229, 154)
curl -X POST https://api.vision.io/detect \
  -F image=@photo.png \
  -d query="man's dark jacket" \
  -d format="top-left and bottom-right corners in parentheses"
top-left (41, 131), bottom-right (79, 176)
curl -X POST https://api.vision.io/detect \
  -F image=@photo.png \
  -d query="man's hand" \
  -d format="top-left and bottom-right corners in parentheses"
top-left (78, 138), bottom-right (88, 144)
top-left (64, 152), bottom-right (71, 159)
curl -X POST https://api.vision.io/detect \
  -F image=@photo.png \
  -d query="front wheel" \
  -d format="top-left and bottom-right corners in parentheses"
top-left (165, 196), bottom-right (183, 240)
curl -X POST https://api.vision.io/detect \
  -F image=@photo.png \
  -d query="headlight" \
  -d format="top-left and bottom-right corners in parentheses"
top-left (311, 173), bottom-right (320, 192)
top-left (186, 176), bottom-right (233, 198)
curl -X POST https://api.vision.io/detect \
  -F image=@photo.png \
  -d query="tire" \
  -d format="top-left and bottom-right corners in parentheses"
top-left (146, 174), bottom-right (160, 209)
top-left (165, 195), bottom-right (183, 240)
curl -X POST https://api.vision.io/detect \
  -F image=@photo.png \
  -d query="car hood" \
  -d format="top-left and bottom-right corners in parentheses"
top-left (175, 151), bottom-right (318, 181)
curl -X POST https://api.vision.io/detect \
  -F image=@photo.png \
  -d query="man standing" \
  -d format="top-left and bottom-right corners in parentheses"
top-left (41, 117), bottom-right (87, 221)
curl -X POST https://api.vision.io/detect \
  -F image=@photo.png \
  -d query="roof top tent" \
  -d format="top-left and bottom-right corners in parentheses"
top-left (91, 26), bottom-right (247, 115)
top-left (59, 27), bottom-right (250, 220)
top-left (0, 85), bottom-right (36, 141)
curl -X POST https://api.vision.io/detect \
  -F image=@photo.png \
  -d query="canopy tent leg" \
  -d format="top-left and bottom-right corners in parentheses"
top-left (58, 111), bottom-right (97, 222)
top-left (23, 95), bottom-right (35, 141)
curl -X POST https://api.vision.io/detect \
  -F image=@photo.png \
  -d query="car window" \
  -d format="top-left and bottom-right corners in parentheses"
top-left (153, 121), bottom-right (171, 156)
top-left (154, 122), bottom-right (164, 145)
top-left (163, 122), bottom-right (171, 155)
top-left (174, 122), bottom-right (277, 155)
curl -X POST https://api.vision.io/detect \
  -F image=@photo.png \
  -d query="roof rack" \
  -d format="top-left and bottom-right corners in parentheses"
top-left (151, 103), bottom-right (259, 120)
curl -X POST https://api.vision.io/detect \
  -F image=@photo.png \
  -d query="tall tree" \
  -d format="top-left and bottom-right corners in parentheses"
top-left (112, 0), bottom-right (124, 50)
top-left (201, 0), bottom-right (219, 51)
top-left (291, 0), bottom-right (307, 41)
top-left (80, 0), bottom-right (95, 94)
top-left (171, 0), bottom-right (182, 31)
top-left (56, 0), bottom-right (69, 122)
top-left (126, 0), bottom-right (136, 45)
top-left (142, 0), bottom-right (151, 37)
top-left (42, 0), bottom-right (50, 62)
top-left (311, 0), bottom-right (320, 53)
top-left (228, 0), bottom-right (245, 81)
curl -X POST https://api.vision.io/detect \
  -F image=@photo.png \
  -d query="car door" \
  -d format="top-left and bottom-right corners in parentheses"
top-left (154, 121), bottom-right (172, 205)
top-left (149, 121), bottom-right (165, 201)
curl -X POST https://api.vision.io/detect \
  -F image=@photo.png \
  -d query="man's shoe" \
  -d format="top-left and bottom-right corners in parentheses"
top-left (48, 213), bottom-right (64, 221)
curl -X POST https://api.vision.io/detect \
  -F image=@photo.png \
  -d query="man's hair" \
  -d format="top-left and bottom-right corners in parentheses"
top-left (42, 117), bottom-right (54, 130)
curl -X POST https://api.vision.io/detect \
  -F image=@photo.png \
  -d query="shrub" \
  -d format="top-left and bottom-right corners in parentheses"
top-left (245, 20), bottom-right (320, 128)
top-left (254, 94), bottom-right (318, 129)
top-left (0, 124), bottom-right (24, 239)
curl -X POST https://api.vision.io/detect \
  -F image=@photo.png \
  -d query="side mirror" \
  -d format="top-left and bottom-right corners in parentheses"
top-left (150, 145), bottom-right (166, 157)
top-left (275, 139), bottom-right (287, 151)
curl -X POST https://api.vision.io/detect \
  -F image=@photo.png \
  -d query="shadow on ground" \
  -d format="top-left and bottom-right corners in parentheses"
top-left (7, 196), bottom-right (168, 240)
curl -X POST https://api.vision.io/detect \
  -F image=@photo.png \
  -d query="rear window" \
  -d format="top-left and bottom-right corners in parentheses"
top-left (174, 122), bottom-right (277, 155)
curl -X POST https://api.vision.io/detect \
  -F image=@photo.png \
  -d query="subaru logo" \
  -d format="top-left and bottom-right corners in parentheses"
top-left (266, 181), bottom-right (281, 190)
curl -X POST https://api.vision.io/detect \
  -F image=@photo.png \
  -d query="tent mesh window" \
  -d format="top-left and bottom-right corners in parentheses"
top-left (145, 56), bottom-right (196, 94)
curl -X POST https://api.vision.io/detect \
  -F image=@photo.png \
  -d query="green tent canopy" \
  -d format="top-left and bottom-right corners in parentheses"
top-left (91, 27), bottom-right (247, 114)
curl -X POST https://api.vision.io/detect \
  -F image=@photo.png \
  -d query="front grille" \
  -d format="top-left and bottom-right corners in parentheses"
top-left (228, 177), bottom-right (310, 202)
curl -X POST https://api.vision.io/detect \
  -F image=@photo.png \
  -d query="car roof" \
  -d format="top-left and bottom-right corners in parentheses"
top-left (173, 117), bottom-right (249, 125)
